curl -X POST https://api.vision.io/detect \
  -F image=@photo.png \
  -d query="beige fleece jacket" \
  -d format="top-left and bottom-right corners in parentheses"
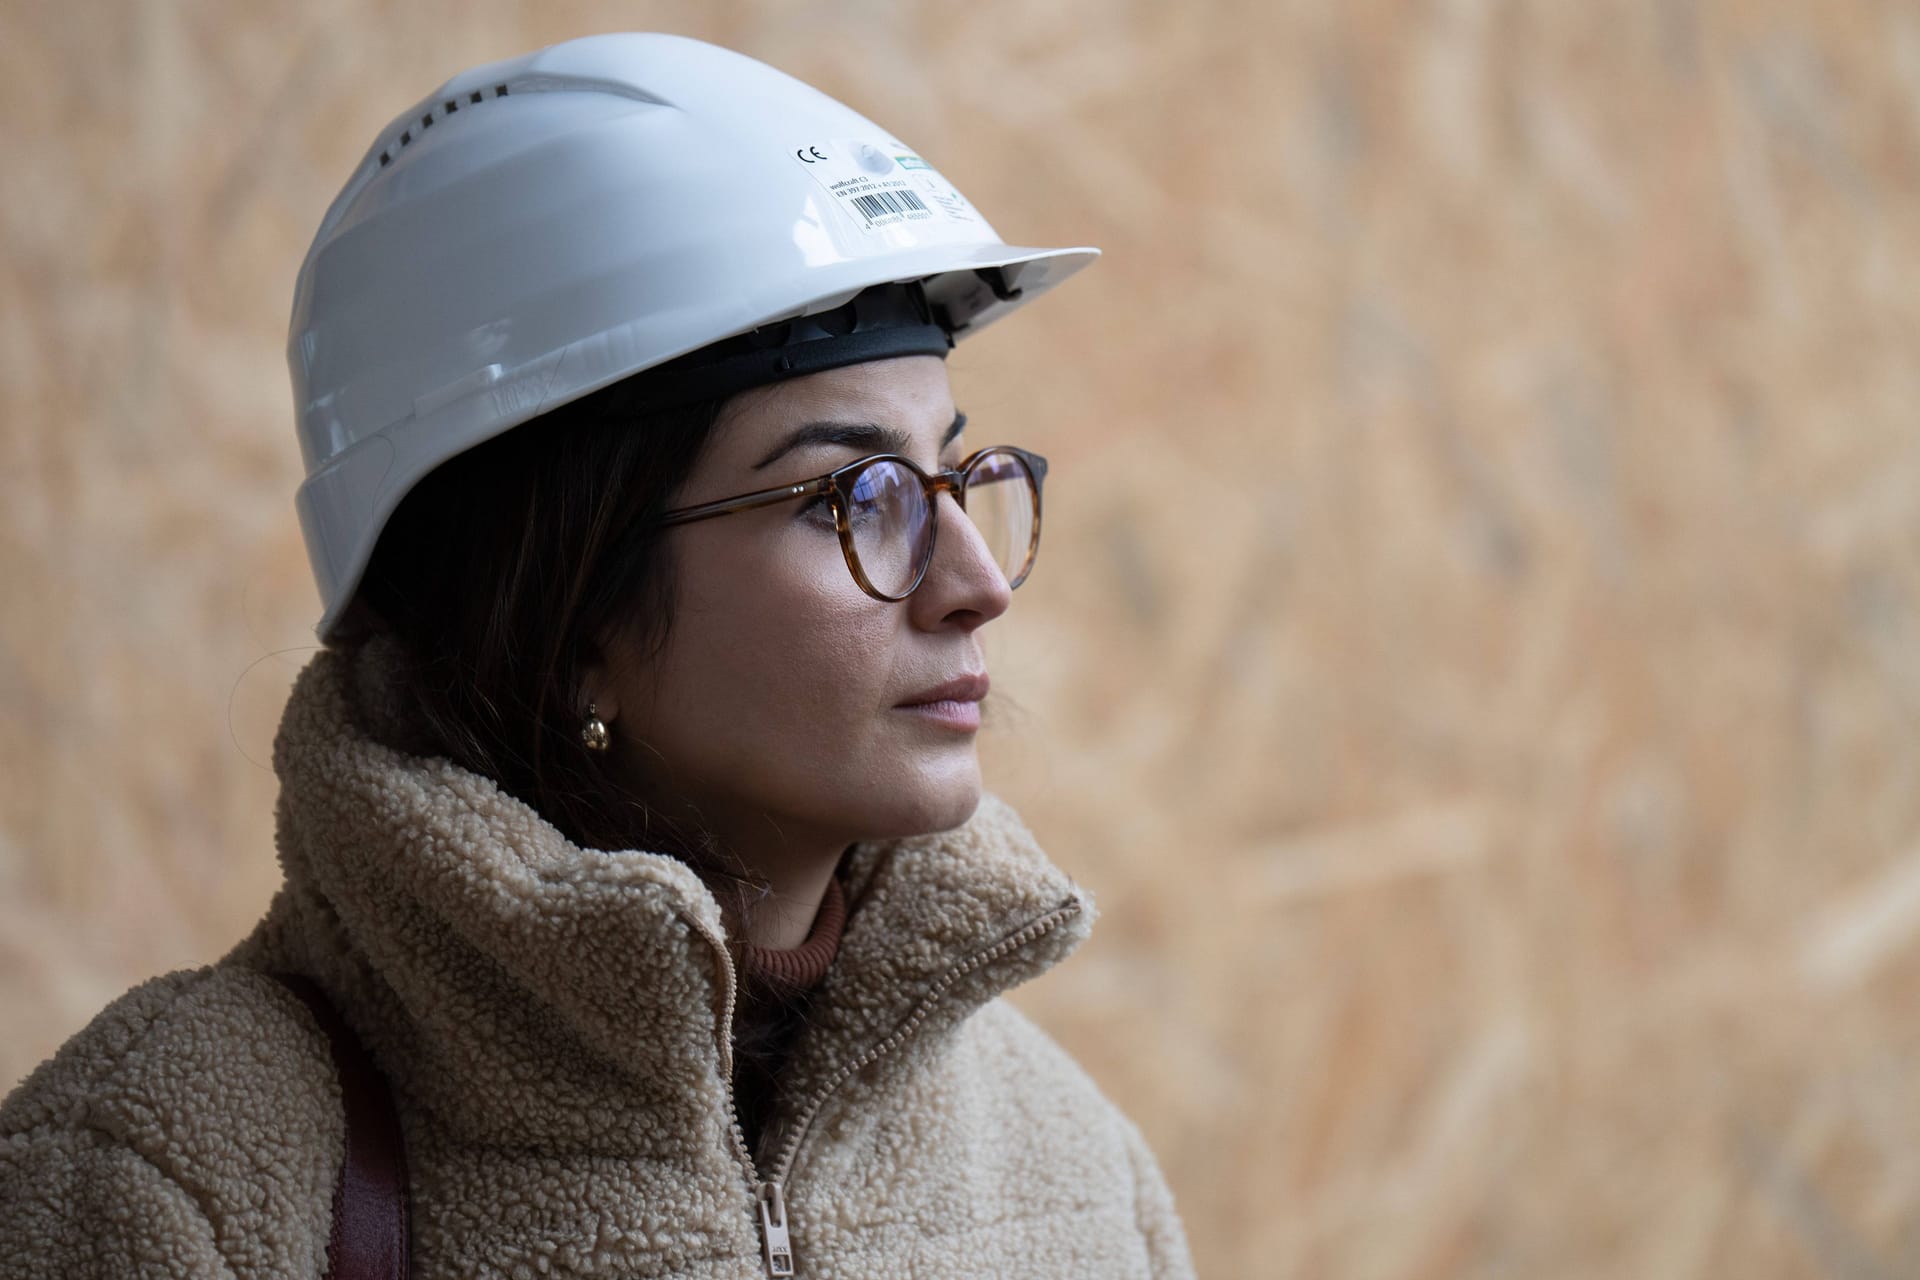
top-left (0, 640), bottom-right (1195, 1279)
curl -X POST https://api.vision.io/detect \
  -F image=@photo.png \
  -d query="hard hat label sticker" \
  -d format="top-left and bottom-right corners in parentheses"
top-left (791, 139), bottom-right (984, 245)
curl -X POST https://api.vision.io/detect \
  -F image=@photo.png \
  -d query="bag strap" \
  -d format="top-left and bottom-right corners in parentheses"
top-left (268, 971), bottom-right (412, 1280)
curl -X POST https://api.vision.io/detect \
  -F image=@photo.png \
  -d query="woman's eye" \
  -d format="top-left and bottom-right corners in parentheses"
top-left (799, 493), bottom-right (882, 529)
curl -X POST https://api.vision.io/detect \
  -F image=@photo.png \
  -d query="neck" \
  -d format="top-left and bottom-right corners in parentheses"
top-left (612, 776), bottom-right (854, 952)
top-left (738, 847), bottom-right (848, 949)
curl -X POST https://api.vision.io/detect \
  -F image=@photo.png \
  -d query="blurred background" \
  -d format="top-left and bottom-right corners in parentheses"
top-left (6, 0), bottom-right (1920, 1274)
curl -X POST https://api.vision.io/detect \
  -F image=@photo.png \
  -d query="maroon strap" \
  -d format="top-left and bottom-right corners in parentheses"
top-left (269, 972), bottom-right (412, 1280)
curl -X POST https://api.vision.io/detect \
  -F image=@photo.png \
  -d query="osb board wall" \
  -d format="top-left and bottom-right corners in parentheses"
top-left (5, 0), bottom-right (1919, 1273)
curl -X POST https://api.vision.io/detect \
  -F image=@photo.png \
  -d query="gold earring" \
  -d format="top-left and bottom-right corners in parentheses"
top-left (581, 702), bottom-right (611, 753)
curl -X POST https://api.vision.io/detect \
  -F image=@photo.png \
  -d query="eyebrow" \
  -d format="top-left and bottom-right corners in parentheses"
top-left (751, 410), bottom-right (968, 471)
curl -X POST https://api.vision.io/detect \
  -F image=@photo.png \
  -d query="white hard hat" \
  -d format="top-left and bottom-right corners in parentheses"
top-left (290, 32), bottom-right (1100, 644)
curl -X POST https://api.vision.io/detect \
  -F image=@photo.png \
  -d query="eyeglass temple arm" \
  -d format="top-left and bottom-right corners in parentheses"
top-left (658, 477), bottom-right (835, 526)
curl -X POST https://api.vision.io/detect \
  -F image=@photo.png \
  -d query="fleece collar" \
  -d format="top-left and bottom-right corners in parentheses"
top-left (234, 637), bottom-right (1095, 1155)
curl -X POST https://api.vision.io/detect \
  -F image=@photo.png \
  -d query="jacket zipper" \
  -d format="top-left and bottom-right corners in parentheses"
top-left (680, 912), bottom-right (791, 1275)
top-left (682, 896), bottom-right (1083, 1278)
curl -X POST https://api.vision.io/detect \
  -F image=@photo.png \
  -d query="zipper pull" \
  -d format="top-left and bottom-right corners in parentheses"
top-left (757, 1180), bottom-right (795, 1277)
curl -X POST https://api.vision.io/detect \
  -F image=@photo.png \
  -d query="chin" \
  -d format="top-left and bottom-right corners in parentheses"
top-left (852, 772), bottom-right (983, 843)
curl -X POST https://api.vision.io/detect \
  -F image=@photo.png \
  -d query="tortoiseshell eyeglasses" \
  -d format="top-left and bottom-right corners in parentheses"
top-left (658, 445), bottom-right (1048, 602)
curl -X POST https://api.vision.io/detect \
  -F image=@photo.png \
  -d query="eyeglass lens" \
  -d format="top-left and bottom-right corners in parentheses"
top-left (845, 452), bottom-right (1038, 597)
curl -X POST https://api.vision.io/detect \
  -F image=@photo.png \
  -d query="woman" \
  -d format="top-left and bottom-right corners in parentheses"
top-left (0, 32), bottom-right (1195, 1279)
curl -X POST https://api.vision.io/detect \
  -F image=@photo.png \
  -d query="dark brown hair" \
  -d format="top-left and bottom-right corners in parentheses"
top-left (324, 376), bottom-right (774, 934)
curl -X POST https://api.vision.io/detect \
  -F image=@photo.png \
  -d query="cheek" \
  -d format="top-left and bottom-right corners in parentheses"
top-left (656, 524), bottom-right (896, 757)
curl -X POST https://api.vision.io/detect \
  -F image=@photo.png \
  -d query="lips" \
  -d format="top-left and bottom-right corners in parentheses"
top-left (897, 672), bottom-right (990, 707)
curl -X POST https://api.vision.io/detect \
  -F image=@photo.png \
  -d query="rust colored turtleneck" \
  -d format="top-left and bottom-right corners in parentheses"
top-left (739, 872), bottom-right (847, 990)
top-left (732, 873), bottom-right (848, 1157)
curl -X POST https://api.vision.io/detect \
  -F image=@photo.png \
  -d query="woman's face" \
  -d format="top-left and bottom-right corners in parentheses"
top-left (583, 354), bottom-right (1014, 868)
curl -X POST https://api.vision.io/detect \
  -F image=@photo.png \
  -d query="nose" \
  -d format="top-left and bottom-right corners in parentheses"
top-left (906, 489), bottom-right (1013, 630)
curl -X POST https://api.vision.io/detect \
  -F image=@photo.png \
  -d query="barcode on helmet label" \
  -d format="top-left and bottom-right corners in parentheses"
top-left (851, 189), bottom-right (928, 221)
top-left (790, 138), bottom-right (985, 244)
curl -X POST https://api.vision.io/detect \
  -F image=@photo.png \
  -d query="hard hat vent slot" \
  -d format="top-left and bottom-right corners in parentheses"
top-left (377, 84), bottom-right (512, 168)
